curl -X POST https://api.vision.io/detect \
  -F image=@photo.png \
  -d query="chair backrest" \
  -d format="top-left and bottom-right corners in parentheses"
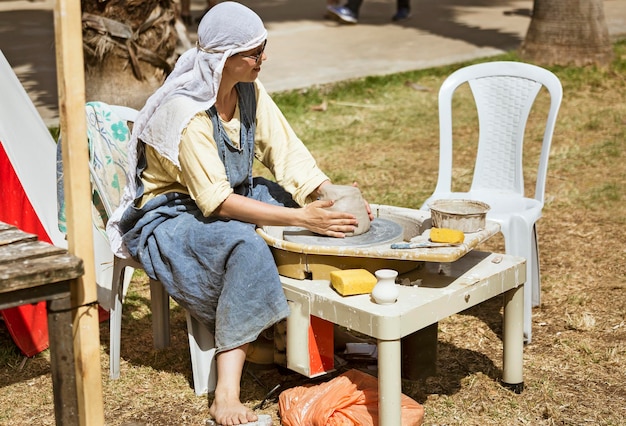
top-left (434, 61), bottom-right (562, 204)
top-left (85, 102), bottom-right (138, 226)
top-left (57, 102), bottom-right (137, 236)
top-left (83, 102), bottom-right (138, 310)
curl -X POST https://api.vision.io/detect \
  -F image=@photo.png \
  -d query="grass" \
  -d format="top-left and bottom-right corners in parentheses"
top-left (1, 41), bottom-right (626, 425)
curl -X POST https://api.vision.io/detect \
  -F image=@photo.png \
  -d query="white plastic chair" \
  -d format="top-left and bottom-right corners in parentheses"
top-left (85, 102), bottom-right (217, 395)
top-left (420, 61), bottom-right (563, 343)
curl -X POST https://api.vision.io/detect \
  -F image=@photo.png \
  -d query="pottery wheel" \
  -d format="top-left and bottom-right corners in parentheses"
top-left (282, 218), bottom-right (404, 248)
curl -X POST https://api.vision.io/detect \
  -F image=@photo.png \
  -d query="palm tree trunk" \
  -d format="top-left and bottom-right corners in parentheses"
top-left (82, 0), bottom-right (189, 109)
top-left (520, 0), bottom-right (613, 67)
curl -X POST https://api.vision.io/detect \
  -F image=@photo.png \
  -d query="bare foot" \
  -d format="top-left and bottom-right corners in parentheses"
top-left (210, 345), bottom-right (255, 424)
top-left (209, 395), bottom-right (257, 425)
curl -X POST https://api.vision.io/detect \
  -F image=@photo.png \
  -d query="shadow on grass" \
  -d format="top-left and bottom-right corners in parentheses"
top-left (98, 278), bottom-right (512, 399)
top-left (0, 322), bottom-right (53, 387)
top-left (98, 291), bottom-right (196, 387)
top-left (402, 296), bottom-right (510, 402)
top-left (0, 273), bottom-right (510, 399)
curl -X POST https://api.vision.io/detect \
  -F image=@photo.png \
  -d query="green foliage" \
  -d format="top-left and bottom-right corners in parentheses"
top-left (48, 126), bottom-right (60, 142)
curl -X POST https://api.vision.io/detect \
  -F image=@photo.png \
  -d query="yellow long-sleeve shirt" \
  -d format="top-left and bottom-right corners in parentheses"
top-left (138, 80), bottom-right (329, 216)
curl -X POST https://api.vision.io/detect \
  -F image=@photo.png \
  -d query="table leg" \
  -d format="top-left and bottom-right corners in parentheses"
top-left (47, 292), bottom-right (79, 426)
top-left (377, 339), bottom-right (402, 426)
top-left (502, 284), bottom-right (524, 393)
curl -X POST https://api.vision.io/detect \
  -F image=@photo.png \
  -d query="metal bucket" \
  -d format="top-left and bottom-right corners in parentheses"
top-left (429, 199), bottom-right (490, 233)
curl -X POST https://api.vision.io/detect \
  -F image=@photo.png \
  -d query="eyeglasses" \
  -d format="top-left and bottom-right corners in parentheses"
top-left (238, 40), bottom-right (267, 64)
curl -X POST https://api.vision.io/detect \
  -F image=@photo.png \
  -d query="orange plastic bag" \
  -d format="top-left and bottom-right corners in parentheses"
top-left (279, 369), bottom-right (424, 426)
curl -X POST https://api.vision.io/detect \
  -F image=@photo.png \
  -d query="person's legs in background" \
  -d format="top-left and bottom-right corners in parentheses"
top-left (180, 0), bottom-right (192, 25)
top-left (180, 0), bottom-right (221, 26)
top-left (327, 0), bottom-right (411, 25)
top-left (202, 0), bottom-right (220, 18)
top-left (392, 0), bottom-right (411, 21)
top-left (326, 0), bottom-right (363, 24)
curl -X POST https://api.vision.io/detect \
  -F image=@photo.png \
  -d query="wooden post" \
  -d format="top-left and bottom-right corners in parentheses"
top-left (53, 0), bottom-right (104, 424)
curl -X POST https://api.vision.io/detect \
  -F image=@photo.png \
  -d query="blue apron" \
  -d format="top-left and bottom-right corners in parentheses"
top-left (120, 83), bottom-right (291, 353)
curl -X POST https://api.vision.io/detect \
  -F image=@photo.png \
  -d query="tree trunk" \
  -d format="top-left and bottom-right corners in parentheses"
top-left (520, 0), bottom-right (613, 67)
top-left (82, 0), bottom-right (190, 109)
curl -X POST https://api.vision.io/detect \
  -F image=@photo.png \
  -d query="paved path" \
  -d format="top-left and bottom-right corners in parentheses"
top-left (1, 0), bottom-right (625, 125)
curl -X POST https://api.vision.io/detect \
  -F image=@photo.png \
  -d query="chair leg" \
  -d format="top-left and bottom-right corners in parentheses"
top-left (185, 312), bottom-right (217, 396)
top-left (112, 268), bottom-right (216, 393)
top-left (149, 280), bottom-right (171, 349)
top-left (109, 261), bottom-right (128, 379)
top-left (530, 224), bottom-right (541, 308)
top-left (502, 217), bottom-right (537, 344)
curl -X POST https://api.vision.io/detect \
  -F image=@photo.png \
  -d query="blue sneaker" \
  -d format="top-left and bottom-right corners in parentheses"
top-left (326, 5), bottom-right (358, 24)
top-left (392, 8), bottom-right (411, 22)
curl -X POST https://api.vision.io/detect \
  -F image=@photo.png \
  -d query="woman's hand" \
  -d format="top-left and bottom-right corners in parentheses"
top-left (309, 180), bottom-right (374, 234)
top-left (300, 199), bottom-right (358, 238)
top-left (215, 194), bottom-right (357, 237)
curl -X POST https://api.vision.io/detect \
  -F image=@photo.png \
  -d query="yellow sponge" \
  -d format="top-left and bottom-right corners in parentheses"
top-left (430, 227), bottom-right (465, 244)
top-left (330, 269), bottom-right (377, 296)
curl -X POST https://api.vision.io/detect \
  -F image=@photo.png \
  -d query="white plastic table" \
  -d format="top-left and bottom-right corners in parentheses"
top-left (281, 250), bottom-right (526, 426)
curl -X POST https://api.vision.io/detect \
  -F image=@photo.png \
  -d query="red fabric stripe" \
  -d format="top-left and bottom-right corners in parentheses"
top-left (0, 142), bottom-right (51, 357)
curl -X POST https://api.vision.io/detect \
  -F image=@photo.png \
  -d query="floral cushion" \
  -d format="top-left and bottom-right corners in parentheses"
top-left (57, 102), bottom-right (131, 236)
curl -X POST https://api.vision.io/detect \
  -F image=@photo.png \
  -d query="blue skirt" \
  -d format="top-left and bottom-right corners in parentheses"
top-left (119, 178), bottom-right (292, 353)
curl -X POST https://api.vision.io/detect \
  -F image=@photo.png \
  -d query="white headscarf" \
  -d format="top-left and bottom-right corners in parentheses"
top-left (107, 1), bottom-right (267, 258)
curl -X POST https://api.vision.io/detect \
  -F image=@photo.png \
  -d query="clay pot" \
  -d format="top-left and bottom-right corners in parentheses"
top-left (318, 184), bottom-right (371, 236)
